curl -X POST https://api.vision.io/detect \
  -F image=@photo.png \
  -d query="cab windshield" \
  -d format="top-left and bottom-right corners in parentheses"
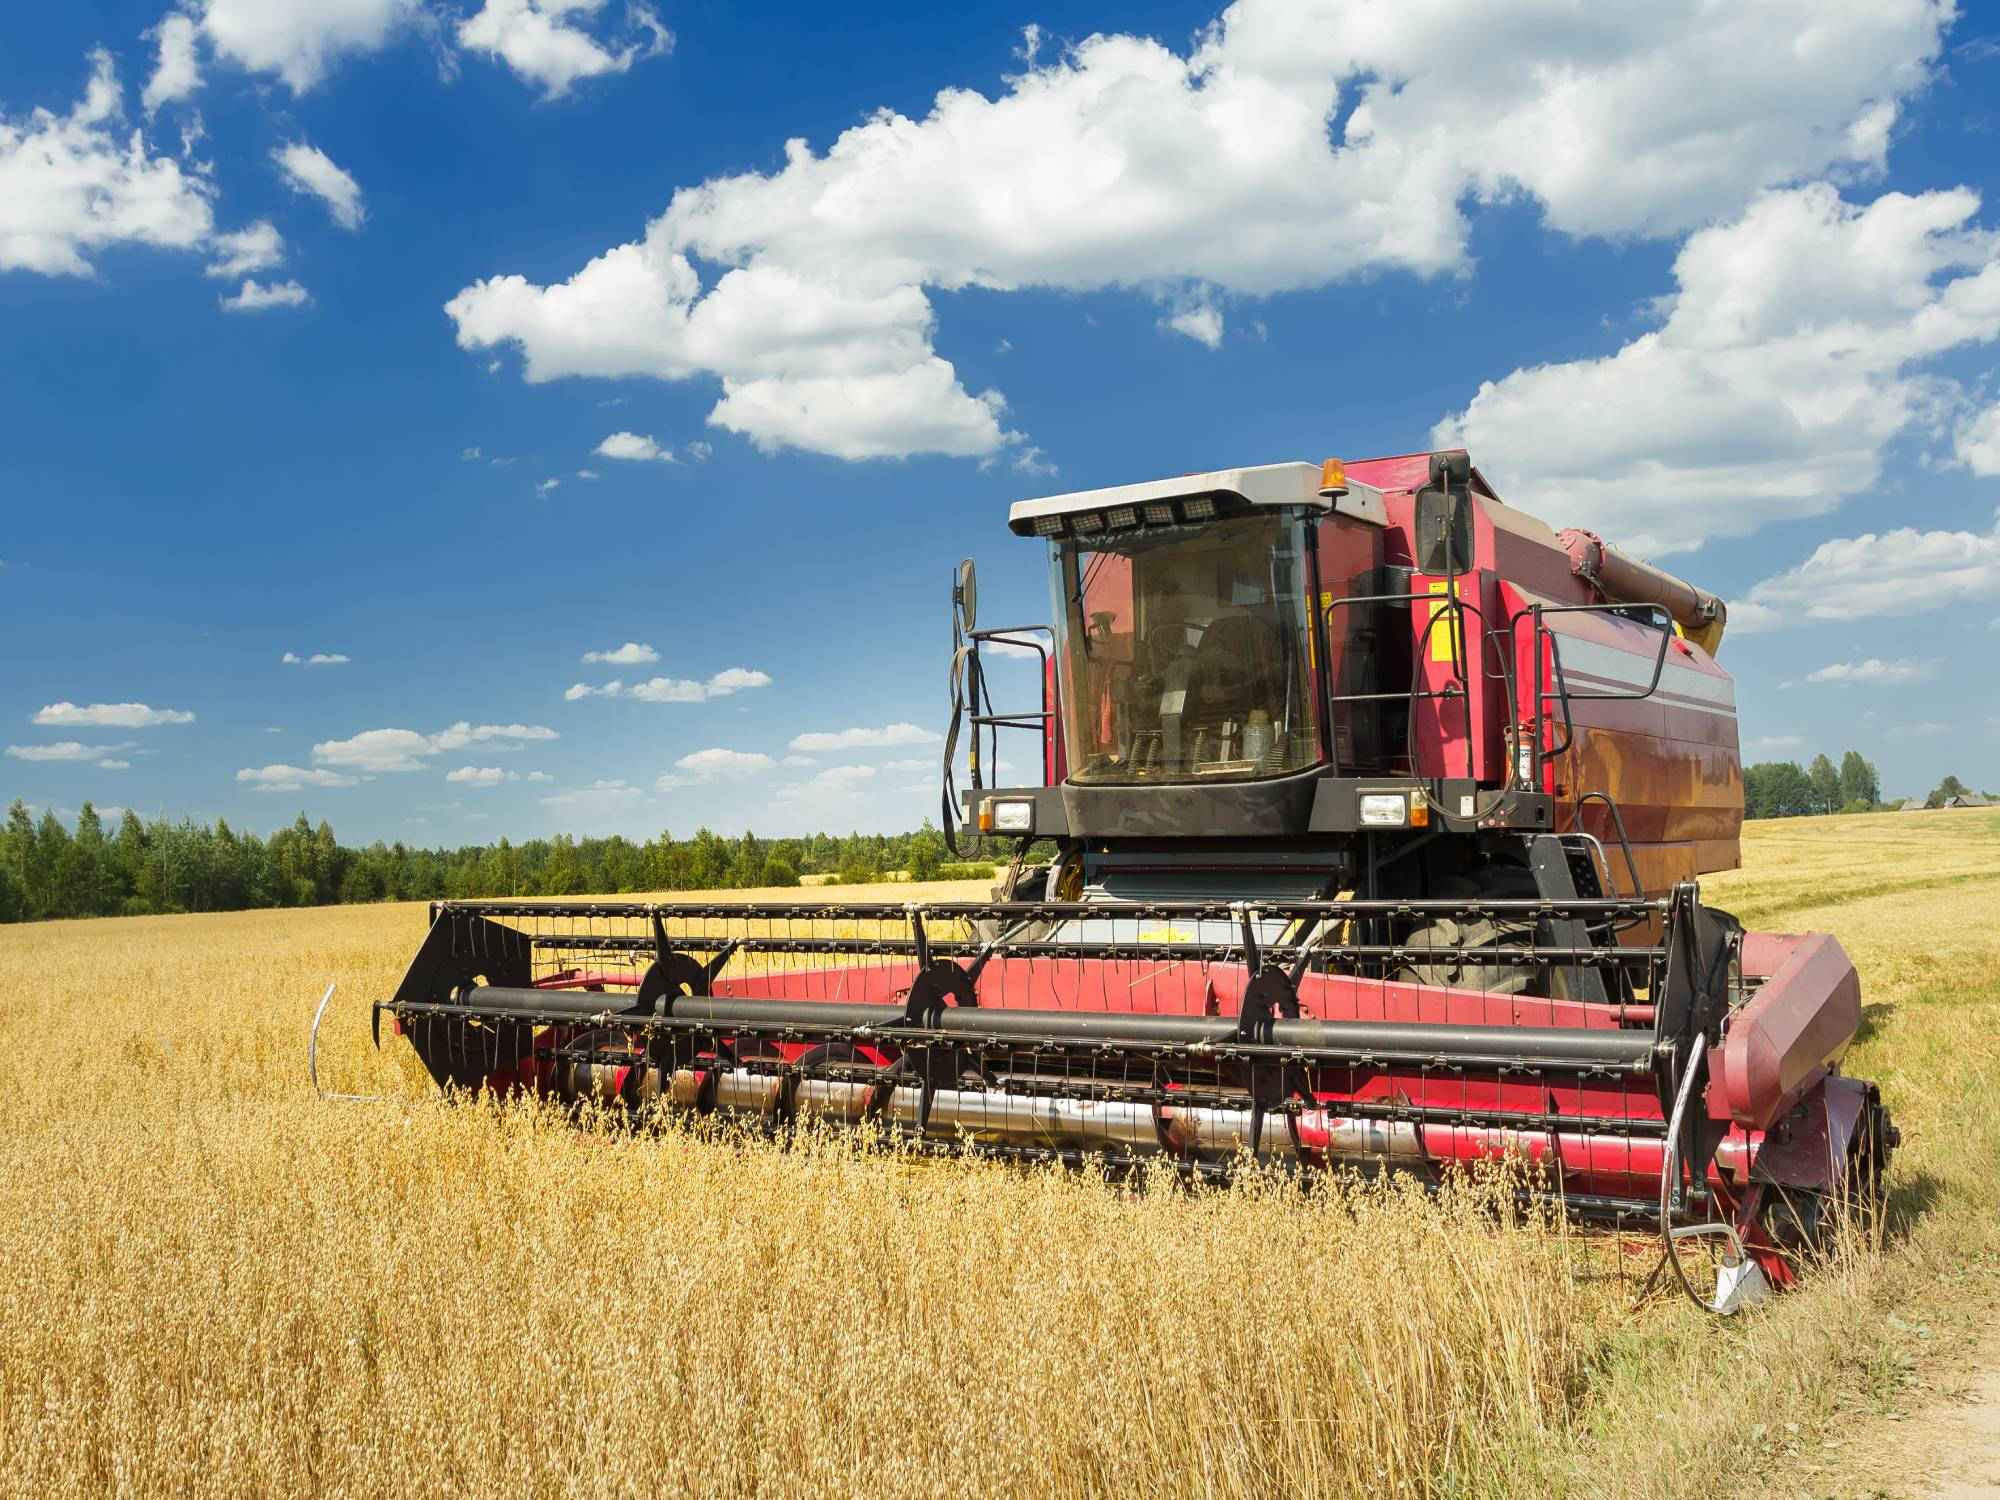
top-left (1051, 512), bottom-right (1321, 785)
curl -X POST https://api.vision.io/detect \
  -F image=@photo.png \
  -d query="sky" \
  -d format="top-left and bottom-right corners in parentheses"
top-left (3, 0), bottom-right (1999, 845)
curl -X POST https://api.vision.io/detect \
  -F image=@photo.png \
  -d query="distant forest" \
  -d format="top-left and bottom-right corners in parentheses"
top-left (9, 752), bottom-right (1990, 921)
top-left (1742, 751), bottom-right (1986, 820)
top-left (0, 801), bottom-right (1000, 925)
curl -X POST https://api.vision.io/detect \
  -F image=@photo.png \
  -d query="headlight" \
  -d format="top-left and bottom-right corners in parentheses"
top-left (1358, 793), bottom-right (1407, 827)
top-left (990, 799), bottom-right (1034, 833)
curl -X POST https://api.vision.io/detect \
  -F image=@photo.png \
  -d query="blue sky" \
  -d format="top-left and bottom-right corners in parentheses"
top-left (4, 0), bottom-right (1999, 843)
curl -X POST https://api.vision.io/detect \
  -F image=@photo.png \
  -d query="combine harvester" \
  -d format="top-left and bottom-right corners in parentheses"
top-left (376, 451), bottom-right (1894, 1314)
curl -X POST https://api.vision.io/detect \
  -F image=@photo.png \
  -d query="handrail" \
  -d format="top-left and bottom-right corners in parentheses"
top-left (1511, 601), bottom-right (1674, 776)
top-left (1322, 588), bottom-right (1497, 785)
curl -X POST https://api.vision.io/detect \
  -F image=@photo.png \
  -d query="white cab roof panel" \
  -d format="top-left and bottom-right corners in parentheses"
top-left (1008, 461), bottom-right (1387, 533)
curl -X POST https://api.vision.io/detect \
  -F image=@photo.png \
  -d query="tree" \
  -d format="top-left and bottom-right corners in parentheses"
top-left (3, 800), bottom-right (38, 918)
top-left (0, 806), bottom-right (1040, 923)
top-left (1837, 750), bottom-right (1879, 809)
top-left (1744, 761), bottom-right (1817, 819)
top-left (112, 809), bottom-right (149, 910)
top-left (59, 801), bottom-right (113, 916)
top-left (540, 835), bottom-right (583, 895)
top-left (906, 818), bottom-right (944, 883)
top-left (29, 810), bottom-right (69, 917)
top-left (1931, 774), bottom-right (1969, 807)
top-left (727, 832), bottom-right (763, 889)
top-left (835, 839), bottom-right (878, 885)
top-left (1808, 754), bottom-right (1840, 815)
top-left (493, 836), bottom-right (522, 896)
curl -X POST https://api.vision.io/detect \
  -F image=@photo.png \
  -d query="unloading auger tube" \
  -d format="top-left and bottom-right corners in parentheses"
top-left (378, 889), bottom-right (1893, 1309)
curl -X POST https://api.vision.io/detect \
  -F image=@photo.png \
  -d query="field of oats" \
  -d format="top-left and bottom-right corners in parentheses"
top-left (1, 810), bottom-right (1996, 1500)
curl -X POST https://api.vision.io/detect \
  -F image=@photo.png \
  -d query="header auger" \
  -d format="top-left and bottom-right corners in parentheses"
top-left (378, 450), bottom-right (1894, 1313)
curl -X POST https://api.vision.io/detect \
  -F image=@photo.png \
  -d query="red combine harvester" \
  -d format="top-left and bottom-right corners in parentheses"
top-left (378, 451), bottom-right (1893, 1313)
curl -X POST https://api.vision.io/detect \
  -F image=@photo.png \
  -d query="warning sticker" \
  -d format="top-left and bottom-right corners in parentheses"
top-left (1424, 578), bottom-right (1465, 665)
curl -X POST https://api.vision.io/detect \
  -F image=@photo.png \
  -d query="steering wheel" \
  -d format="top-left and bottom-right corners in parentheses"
top-left (1137, 620), bottom-right (1197, 677)
top-left (1184, 612), bottom-right (1282, 715)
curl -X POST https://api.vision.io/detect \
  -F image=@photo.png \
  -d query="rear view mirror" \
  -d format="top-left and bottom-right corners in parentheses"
top-left (955, 558), bottom-right (978, 634)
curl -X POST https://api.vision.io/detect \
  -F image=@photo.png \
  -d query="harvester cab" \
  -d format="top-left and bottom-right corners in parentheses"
top-left (948, 450), bottom-right (1730, 908)
top-left (378, 448), bottom-right (1894, 1316)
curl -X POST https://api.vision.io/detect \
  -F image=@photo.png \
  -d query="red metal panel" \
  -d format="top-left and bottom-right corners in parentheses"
top-left (1742, 1075), bottom-right (1870, 1192)
top-left (717, 958), bottom-right (1635, 1029)
top-left (1497, 579), bottom-right (1742, 888)
top-left (1713, 932), bottom-right (1861, 1131)
top-left (1380, 489), bottom-right (1502, 783)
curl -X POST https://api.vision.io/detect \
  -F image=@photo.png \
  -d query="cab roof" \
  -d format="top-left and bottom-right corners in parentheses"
top-left (1008, 461), bottom-right (1388, 535)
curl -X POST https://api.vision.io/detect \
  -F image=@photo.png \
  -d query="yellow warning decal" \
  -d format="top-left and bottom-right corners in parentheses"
top-left (1424, 578), bottom-right (1465, 665)
top-left (1309, 590), bottom-right (1337, 667)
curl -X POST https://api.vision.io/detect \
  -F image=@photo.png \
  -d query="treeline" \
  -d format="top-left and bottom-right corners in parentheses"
top-left (1743, 753), bottom-right (1995, 819)
top-left (1743, 750), bottom-right (1881, 820)
top-left (0, 802), bottom-right (999, 925)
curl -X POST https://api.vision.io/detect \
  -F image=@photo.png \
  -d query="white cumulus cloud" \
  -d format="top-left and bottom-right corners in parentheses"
top-left (0, 50), bottom-right (214, 277)
top-left (1804, 657), bottom-right (1943, 686)
top-left (538, 777), bottom-right (643, 809)
top-left (206, 220), bottom-right (285, 278)
top-left (314, 720), bottom-right (557, 772)
top-left (33, 701), bottom-right (193, 727)
top-left (772, 763), bottom-right (878, 802)
top-left (5, 741), bottom-right (135, 763)
top-left (311, 727), bottom-right (434, 772)
top-left (582, 641), bottom-right (658, 664)
top-left (1734, 511), bottom-right (2000, 630)
top-left (446, 765), bottom-right (519, 786)
top-left (430, 721), bottom-right (558, 750)
top-left (703, 667), bottom-right (770, 694)
top-left (274, 141), bottom-right (365, 229)
top-left (789, 722), bottom-right (942, 751)
top-left (281, 651), bottom-right (350, 664)
top-left (675, 747), bottom-right (777, 777)
top-left (142, 13), bottom-right (204, 113)
top-left (569, 668), bottom-right (771, 703)
top-left (458, 0), bottom-right (671, 99)
top-left (445, 0), bottom-right (1947, 463)
top-left (1437, 183), bottom-right (2000, 555)
top-left (237, 763), bottom-right (361, 791)
top-left (594, 431), bottom-right (676, 462)
top-left (197, 0), bottom-right (422, 92)
top-left (221, 277), bottom-right (310, 311)
top-left (1960, 401), bottom-right (2000, 475)
top-left (1164, 302), bottom-right (1224, 349)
